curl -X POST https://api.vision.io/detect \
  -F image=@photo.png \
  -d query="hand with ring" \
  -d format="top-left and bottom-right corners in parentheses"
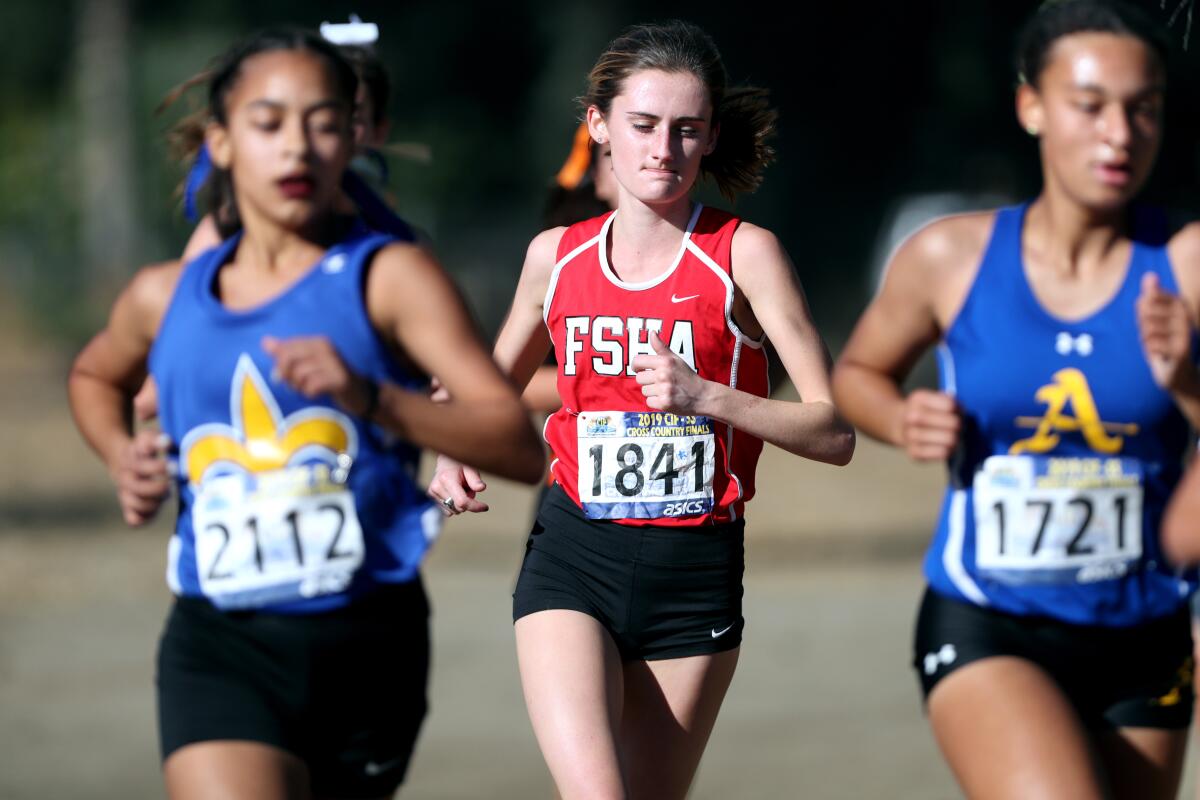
top-left (428, 454), bottom-right (490, 516)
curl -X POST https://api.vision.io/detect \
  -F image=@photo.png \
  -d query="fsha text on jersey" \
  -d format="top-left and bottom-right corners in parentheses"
top-left (563, 316), bottom-right (697, 376)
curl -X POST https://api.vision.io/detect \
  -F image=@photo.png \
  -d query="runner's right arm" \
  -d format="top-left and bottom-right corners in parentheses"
top-left (67, 263), bottom-right (182, 525)
top-left (832, 216), bottom-right (986, 462)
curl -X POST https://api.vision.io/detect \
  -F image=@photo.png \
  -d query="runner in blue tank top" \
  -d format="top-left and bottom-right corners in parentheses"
top-left (159, 16), bottom-right (411, 295)
top-left (66, 29), bottom-right (544, 800)
top-left (133, 16), bottom-right (419, 471)
top-left (834, 3), bottom-right (1200, 797)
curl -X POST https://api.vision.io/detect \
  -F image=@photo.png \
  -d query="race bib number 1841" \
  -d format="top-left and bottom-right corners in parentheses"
top-left (577, 411), bottom-right (716, 520)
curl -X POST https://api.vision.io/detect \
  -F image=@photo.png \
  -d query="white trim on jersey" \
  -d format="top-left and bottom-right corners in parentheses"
top-left (543, 231), bottom-right (605, 327)
top-left (936, 343), bottom-right (987, 604)
top-left (542, 413), bottom-right (560, 487)
top-left (597, 204), bottom-right (703, 291)
top-left (936, 342), bottom-right (957, 395)
top-left (724, 336), bottom-right (746, 520)
top-left (684, 221), bottom-right (765, 351)
top-left (945, 489), bottom-right (988, 605)
top-left (730, 336), bottom-right (742, 392)
top-left (166, 534), bottom-right (183, 595)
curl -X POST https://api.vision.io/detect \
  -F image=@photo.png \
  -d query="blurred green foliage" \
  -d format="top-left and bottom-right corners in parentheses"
top-left (2, 0), bottom-right (1198, 350)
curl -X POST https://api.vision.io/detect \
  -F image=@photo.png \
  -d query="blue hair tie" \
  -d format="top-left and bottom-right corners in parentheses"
top-left (183, 144), bottom-right (214, 222)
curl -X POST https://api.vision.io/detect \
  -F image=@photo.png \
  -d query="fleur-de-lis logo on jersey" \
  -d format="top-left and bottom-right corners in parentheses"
top-left (180, 354), bottom-right (358, 486)
top-left (1009, 368), bottom-right (1138, 455)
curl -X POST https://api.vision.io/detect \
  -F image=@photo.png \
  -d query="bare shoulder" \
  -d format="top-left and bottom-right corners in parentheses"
top-left (890, 211), bottom-right (995, 282)
top-left (180, 215), bottom-right (221, 263)
top-left (880, 211), bottom-right (996, 326)
top-left (362, 241), bottom-right (461, 333)
top-left (728, 221), bottom-right (791, 287)
top-left (525, 226), bottom-right (568, 281)
top-left (122, 260), bottom-right (185, 336)
top-left (730, 221), bottom-right (784, 261)
top-left (1166, 220), bottom-right (1200, 305)
top-left (127, 260), bottom-right (185, 304)
top-left (727, 224), bottom-right (798, 306)
top-left (368, 239), bottom-right (442, 281)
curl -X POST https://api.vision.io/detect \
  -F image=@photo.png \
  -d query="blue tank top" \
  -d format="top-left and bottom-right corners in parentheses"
top-left (926, 203), bottom-right (1196, 626)
top-left (149, 222), bottom-right (438, 613)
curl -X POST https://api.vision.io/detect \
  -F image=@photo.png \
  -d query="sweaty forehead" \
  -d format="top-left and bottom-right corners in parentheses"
top-left (227, 50), bottom-right (346, 110)
top-left (615, 69), bottom-right (712, 118)
top-left (1042, 32), bottom-right (1163, 95)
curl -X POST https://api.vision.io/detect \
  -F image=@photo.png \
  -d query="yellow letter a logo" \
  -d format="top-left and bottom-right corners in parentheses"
top-left (1009, 368), bottom-right (1136, 455)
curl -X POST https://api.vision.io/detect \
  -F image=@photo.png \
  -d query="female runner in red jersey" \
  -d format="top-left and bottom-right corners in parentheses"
top-left (429, 20), bottom-right (854, 799)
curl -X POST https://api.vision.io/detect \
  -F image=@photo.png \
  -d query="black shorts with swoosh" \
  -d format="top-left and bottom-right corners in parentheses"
top-left (514, 483), bottom-right (745, 660)
top-left (157, 577), bottom-right (429, 797)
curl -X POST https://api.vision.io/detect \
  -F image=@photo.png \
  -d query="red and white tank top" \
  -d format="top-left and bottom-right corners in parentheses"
top-left (543, 204), bottom-right (769, 527)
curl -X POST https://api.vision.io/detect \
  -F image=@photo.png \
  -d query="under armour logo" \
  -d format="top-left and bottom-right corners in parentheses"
top-left (1055, 332), bottom-right (1093, 356)
top-left (322, 254), bottom-right (347, 274)
top-left (923, 643), bottom-right (957, 676)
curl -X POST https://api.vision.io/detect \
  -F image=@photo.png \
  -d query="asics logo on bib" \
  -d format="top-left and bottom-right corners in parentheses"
top-left (1010, 368), bottom-right (1138, 455)
top-left (182, 354), bottom-right (358, 485)
top-left (664, 500), bottom-right (707, 516)
top-left (563, 316), bottom-right (697, 376)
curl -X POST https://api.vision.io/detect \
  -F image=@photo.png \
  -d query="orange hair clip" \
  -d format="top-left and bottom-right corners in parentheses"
top-left (555, 123), bottom-right (594, 190)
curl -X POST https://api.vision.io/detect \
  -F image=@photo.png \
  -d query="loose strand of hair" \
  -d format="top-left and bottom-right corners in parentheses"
top-left (1164, 0), bottom-right (1195, 47)
top-left (157, 69), bottom-right (213, 208)
top-left (703, 86), bottom-right (777, 202)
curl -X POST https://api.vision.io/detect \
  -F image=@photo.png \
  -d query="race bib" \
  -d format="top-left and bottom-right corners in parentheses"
top-left (192, 462), bottom-right (365, 608)
top-left (973, 455), bottom-right (1142, 585)
top-left (577, 411), bottom-right (715, 520)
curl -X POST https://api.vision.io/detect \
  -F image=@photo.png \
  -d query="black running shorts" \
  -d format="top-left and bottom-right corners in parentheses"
top-left (914, 586), bottom-right (1193, 729)
top-left (156, 578), bottom-right (430, 798)
top-left (513, 484), bottom-right (745, 661)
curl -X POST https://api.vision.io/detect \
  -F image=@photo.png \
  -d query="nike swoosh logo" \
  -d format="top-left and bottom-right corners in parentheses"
top-left (364, 756), bottom-right (406, 777)
top-left (671, 293), bottom-right (700, 303)
top-left (711, 623), bottom-right (736, 638)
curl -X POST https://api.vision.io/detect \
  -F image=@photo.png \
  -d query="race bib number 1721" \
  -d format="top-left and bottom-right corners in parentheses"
top-left (576, 410), bottom-right (716, 520)
top-left (973, 455), bottom-right (1142, 585)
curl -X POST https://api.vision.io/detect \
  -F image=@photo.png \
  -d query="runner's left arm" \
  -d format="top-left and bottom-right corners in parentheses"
top-left (1162, 455), bottom-right (1200, 564)
top-left (425, 226), bottom-right (563, 513)
top-left (631, 223), bottom-right (854, 465)
top-left (263, 242), bottom-right (545, 485)
top-left (1147, 222), bottom-right (1200, 430)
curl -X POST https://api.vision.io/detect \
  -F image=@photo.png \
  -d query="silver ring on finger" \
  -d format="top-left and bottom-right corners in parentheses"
top-left (442, 496), bottom-right (457, 513)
